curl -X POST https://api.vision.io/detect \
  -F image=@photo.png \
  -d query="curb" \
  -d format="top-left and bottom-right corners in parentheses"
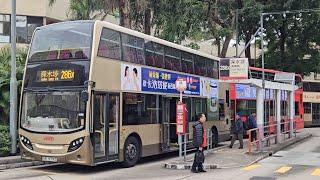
top-left (164, 162), bottom-right (218, 170)
top-left (164, 133), bottom-right (312, 170)
top-left (163, 144), bottom-right (228, 170)
top-left (246, 133), bottom-right (312, 166)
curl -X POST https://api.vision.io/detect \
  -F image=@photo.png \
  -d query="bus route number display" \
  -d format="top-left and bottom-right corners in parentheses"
top-left (37, 69), bottom-right (75, 82)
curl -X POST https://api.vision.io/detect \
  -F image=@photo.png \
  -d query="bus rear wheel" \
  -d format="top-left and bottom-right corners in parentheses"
top-left (122, 136), bottom-right (140, 168)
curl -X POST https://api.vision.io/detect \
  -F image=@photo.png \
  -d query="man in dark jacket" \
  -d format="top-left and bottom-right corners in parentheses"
top-left (191, 113), bottom-right (206, 173)
top-left (229, 114), bottom-right (244, 149)
top-left (248, 112), bottom-right (257, 141)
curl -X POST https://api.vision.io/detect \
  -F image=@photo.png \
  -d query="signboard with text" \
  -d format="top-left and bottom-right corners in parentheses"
top-left (176, 103), bottom-right (186, 134)
top-left (220, 58), bottom-right (249, 80)
top-left (141, 67), bottom-right (200, 95)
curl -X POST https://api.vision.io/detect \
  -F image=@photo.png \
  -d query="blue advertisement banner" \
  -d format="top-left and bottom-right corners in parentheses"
top-left (141, 67), bottom-right (200, 95)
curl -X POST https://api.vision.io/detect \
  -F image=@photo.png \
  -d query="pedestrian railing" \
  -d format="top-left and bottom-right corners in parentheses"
top-left (247, 119), bottom-right (297, 154)
top-left (179, 129), bottom-right (213, 162)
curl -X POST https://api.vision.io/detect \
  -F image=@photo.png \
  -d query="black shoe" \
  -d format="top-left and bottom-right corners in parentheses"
top-left (239, 147), bottom-right (243, 149)
top-left (229, 145), bottom-right (232, 148)
top-left (191, 169), bottom-right (199, 173)
top-left (199, 169), bottom-right (207, 172)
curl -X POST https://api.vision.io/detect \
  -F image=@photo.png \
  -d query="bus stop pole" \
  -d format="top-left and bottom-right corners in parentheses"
top-left (178, 91), bottom-right (182, 160)
top-left (256, 87), bottom-right (264, 150)
top-left (10, 0), bottom-right (17, 154)
top-left (276, 89), bottom-right (281, 143)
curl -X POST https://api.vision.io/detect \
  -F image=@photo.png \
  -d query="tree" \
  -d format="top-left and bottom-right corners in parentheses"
top-left (0, 46), bottom-right (27, 124)
top-left (261, 0), bottom-right (320, 75)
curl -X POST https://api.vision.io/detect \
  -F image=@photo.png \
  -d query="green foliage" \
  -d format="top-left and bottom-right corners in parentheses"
top-left (184, 42), bottom-right (200, 50)
top-left (0, 124), bottom-right (10, 156)
top-left (0, 46), bottom-right (27, 124)
top-left (261, 1), bottom-right (320, 75)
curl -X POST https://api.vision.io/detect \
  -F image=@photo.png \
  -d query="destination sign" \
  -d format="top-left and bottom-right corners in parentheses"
top-left (37, 69), bottom-right (75, 82)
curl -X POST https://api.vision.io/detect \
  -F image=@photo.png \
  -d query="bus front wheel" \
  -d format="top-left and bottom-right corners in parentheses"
top-left (122, 136), bottom-right (140, 167)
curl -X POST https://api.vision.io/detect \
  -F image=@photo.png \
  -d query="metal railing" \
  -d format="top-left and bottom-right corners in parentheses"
top-left (247, 119), bottom-right (297, 153)
top-left (179, 129), bottom-right (213, 162)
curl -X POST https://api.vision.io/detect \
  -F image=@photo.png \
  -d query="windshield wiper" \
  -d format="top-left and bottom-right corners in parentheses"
top-left (24, 87), bottom-right (64, 92)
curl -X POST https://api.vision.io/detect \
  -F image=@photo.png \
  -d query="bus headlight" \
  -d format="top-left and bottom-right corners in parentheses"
top-left (20, 136), bottom-right (33, 150)
top-left (68, 137), bottom-right (85, 152)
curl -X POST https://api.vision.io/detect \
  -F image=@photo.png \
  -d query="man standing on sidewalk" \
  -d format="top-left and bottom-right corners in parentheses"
top-left (248, 112), bottom-right (257, 142)
top-left (191, 113), bottom-right (207, 173)
top-left (229, 114), bottom-right (244, 149)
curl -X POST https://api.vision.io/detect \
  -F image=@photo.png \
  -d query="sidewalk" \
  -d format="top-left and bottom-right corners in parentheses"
top-left (0, 155), bottom-right (44, 170)
top-left (164, 129), bottom-right (312, 170)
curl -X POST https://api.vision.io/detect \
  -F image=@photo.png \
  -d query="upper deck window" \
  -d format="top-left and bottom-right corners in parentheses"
top-left (98, 28), bottom-right (121, 60)
top-left (29, 22), bottom-right (93, 62)
top-left (121, 33), bottom-right (145, 64)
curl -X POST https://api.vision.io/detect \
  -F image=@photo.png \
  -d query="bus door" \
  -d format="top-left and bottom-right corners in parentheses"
top-left (93, 93), bottom-right (119, 161)
top-left (161, 97), bottom-right (171, 152)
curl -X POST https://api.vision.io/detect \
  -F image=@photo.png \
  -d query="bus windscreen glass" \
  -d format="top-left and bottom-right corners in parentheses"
top-left (28, 21), bottom-right (93, 62)
top-left (21, 91), bottom-right (85, 133)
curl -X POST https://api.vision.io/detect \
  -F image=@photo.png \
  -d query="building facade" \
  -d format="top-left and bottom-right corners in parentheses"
top-left (0, 0), bottom-right (69, 45)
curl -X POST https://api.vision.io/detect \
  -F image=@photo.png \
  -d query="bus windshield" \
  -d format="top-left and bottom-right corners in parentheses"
top-left (28, 21), bottom-right (94, 62)
top-left (21, 91), bottom-right (85, 133)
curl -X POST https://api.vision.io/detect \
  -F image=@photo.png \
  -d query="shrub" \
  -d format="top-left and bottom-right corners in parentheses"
top-left (0, 124), bottom-right (11, 156)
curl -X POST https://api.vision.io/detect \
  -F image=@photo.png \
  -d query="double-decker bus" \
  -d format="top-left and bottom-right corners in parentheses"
top-left (19, 20), bottom-right (232, 167)
top-left (303, 79), bottom-right (320, 127)
top-left (229, 67), bottom-right (304, 133)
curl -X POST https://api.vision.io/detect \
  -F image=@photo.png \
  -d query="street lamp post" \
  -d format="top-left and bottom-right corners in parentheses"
top-left (10, 0), bottom-right (17, 154)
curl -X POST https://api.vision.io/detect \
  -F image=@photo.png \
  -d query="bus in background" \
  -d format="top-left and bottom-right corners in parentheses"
top-left (303, 77), bottom-right (320, 127)
top-left (229, 67), bottom-right (304, 133)
top-left (19, 20), bottom-right (231, 167)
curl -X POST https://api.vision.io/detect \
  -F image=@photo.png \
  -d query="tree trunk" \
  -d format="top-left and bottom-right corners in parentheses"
top-left (144, 7), bottom-right (151, 35)
top-left (280, 18), bottom-right (287, 61)
top-left (216, 37), bottom-right (221, 56)
top-left (245, 33), bottom-right (252, 66)
top-left (220, 34), bottom-right (232, 58)
top-left (119, 0), bottom-right (131, 28)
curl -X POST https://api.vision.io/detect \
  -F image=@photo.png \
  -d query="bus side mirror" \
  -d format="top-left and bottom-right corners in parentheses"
top-left (81, 91), bottom-right (88, 102)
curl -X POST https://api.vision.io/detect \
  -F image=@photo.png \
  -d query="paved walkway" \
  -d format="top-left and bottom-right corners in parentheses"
top-left (164, 129), bottom-right (312, 170)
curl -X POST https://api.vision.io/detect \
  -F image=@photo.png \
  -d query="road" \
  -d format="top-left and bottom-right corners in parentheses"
top-left (1, 128), bottom-right (320, 180)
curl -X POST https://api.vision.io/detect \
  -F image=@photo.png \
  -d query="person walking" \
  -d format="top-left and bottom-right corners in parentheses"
top-left (191, 113), bottom-right (207, 173)
top-left (229, 114), bottom-right (244, 149)
top-left (248, 112), bottom-right (257, 142)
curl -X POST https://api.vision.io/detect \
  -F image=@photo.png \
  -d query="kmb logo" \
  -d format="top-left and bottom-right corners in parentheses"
top-left (43, 136), bottom-right (54, 141)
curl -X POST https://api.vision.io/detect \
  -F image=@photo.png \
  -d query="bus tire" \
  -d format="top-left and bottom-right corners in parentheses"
top-left (211, 127), bottom-right (219, 148)
top-left (122, 136), bottom-right (140, 168)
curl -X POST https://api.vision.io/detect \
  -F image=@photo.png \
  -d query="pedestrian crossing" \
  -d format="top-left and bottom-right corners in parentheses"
top-left (243, 164), bottom-right (320, 176)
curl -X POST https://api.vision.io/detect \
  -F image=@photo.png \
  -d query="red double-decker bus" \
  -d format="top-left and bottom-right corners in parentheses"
top-left (229, 67), bottom-right (304, 133)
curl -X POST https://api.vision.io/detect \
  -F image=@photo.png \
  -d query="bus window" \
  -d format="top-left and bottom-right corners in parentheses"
top-left (181, 52), bottom-right (194, 74)
top-left (164, 47), bottom-right (181, 72)
top-left (295, 102), bottom-right (299, 116)
top-left (121, 33), bottom-right (145, 65)
top-left (153, 43), bottom-right (165, 68)
top-left (122, 93), bottom-right (158, 125)
top-left (98, 28), bottom-right (121, 60)
top-left (29, 22), bottom-right (93, 62)
top-left (206, 58), bottom-right (218, 79)
top-left (194, 56), bottom-right (207, 76)
top-left (304, 102), bottom-right (311, 114)
top-left (145, 41), bottom-right (155, 67)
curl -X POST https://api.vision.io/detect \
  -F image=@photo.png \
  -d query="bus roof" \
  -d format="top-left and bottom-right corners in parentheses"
top-left (94, 20), bottom-right (220, 62)
top-left (249, 66), bottom-right (302, 79)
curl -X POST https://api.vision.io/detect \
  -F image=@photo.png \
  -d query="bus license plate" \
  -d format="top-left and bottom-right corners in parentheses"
top-left (42, 156), bottom-right (57, 162)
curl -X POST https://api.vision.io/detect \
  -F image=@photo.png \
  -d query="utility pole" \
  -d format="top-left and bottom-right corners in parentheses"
top-left (10, 0), bottom-right (17, 154)
top-left (235, 9), bottom-right (239, 57)
top-left (260, 13), bottom-right (265, 89)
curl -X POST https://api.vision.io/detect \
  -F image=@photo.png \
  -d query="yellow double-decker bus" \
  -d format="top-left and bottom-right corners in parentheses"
top-left (19, 20), bottom-right (231, 167)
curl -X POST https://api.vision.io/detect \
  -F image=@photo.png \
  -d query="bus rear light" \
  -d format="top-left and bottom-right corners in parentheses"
top-left (68, 137), bottom-right (84, 152)
top-left (20, 136), bottom-right (33, 150)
